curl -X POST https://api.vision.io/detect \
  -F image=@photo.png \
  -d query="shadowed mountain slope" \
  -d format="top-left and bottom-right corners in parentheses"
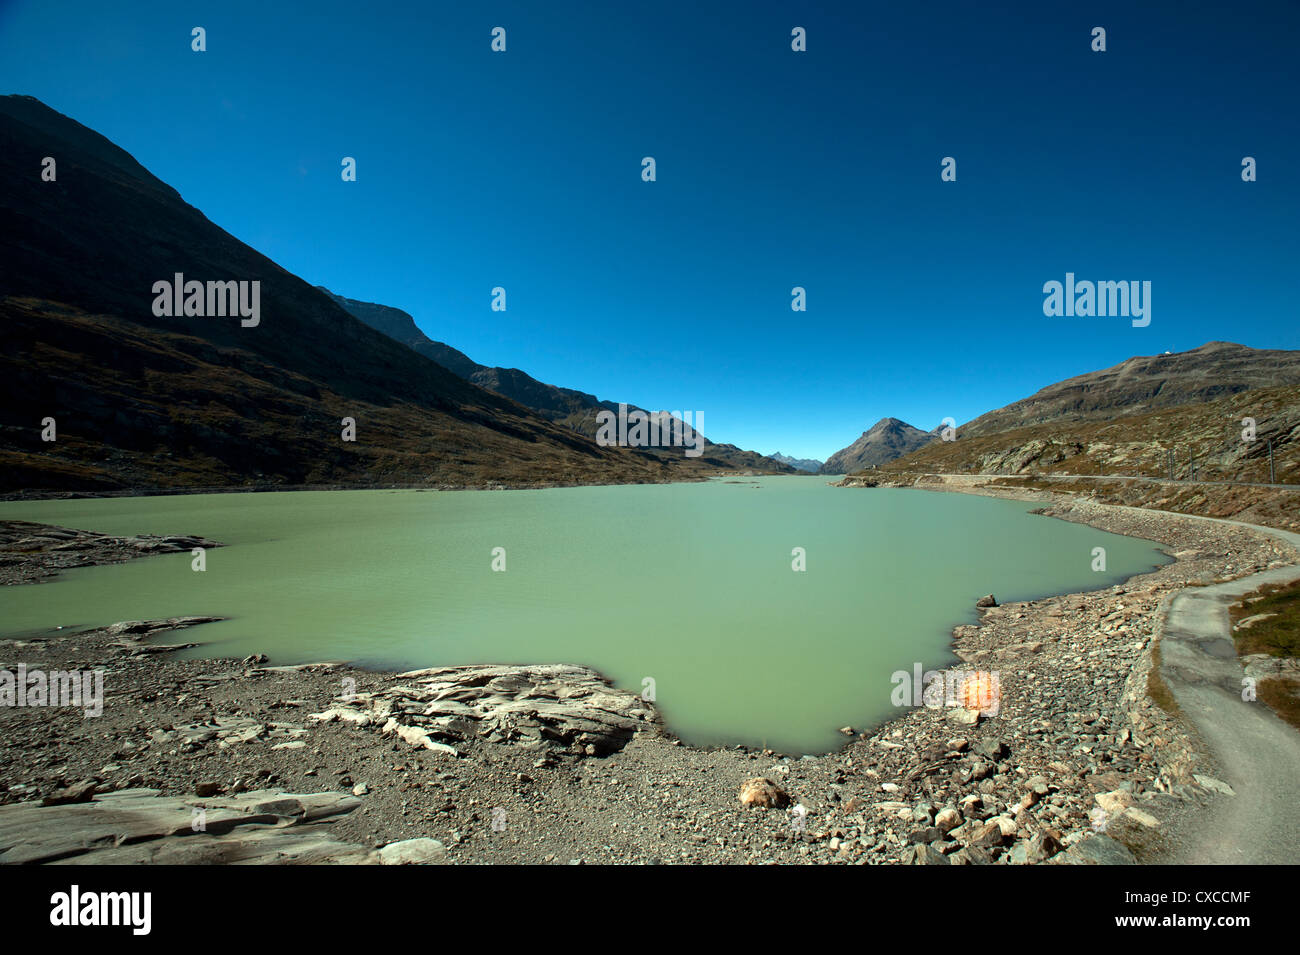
top-left (320, 290), bottom-right (794, 474)
top-left (0, 95), bottom-right (729, 492)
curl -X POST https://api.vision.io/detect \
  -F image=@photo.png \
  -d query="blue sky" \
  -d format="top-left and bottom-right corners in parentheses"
top-left (2, 0), bottom-right (1297, 460)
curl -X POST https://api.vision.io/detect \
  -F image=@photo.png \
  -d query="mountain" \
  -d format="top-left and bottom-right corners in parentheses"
top-left (865, 343), bottom-right (1300, 484)
top-left (821, 418), bottom-right (933, 473)
top-left (321, 290), bottom-right (795, 474)
top-left (0, 95), bottom-right (744, 492)
top-left (769, 452), bottom-right (822, 473)
top-left (961, 342), bottom-right (1300, 437)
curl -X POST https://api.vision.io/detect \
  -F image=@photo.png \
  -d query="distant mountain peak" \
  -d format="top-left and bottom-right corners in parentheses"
top-left (821, 417), bottom-right (931, 474)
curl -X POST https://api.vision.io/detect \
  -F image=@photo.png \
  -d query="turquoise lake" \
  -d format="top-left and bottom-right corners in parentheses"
top-left (0, 477), bottom-right (1169, 752)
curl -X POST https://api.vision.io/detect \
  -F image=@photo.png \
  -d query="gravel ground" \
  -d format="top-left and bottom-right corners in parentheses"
top-left (1, 495), bottom-right (1295, 865)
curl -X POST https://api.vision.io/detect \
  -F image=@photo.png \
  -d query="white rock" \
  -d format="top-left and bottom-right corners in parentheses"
top-left (375, 838), bottom-right (447, 865)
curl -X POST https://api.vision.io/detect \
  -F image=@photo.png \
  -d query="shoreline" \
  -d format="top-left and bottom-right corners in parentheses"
top-left (3, 488), bottom-right (1297, 864)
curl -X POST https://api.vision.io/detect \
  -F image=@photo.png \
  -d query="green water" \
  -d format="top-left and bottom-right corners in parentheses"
top-left (0, 478), bottom-right (1168, 752)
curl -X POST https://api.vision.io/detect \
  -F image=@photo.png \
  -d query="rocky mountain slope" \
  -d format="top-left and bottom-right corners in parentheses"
top-left (962, 342), bottom-right (1300, 437)
top-left (322, 290), bottom-right (794, 474)
top-left (0, 95), bottom-right (776, 492)
top-left (863, 344), bottom-right (1300, 485)
top-left (821, 418), bottom-right (934, 473)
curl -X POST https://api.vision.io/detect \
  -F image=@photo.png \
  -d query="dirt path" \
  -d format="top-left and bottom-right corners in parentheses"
top-left (1156, 517), bottom-right (1300, 864)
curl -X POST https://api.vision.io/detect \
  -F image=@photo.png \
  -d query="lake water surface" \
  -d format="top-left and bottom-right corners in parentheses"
top-left (0, 477), bottom-right (1169, 752)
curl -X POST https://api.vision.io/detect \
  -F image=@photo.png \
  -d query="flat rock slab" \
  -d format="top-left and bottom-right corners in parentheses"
top-left (0, 788), bottom-right (367, 865)
top-left (319, 663), bottom-right (659, 756)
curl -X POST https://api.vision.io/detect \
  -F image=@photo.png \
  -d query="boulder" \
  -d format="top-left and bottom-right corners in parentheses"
top-left (375, 838), bottom-right (447, 865)
top-left (738, 778), bottom-right (790, 809)
top-left (1054, 833), bottom-right (1136, 865)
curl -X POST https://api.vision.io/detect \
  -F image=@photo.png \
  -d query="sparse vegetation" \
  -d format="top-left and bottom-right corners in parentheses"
top-left (1230, 580), bottom-right (1300, 731)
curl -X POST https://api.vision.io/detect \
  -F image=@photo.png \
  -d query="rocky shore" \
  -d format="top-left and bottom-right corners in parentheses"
top-left (2, 500), bottom-right (1296, 865)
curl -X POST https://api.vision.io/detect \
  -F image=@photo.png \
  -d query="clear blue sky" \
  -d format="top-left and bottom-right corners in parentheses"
top-left (2, 0), bottom-right (1297, 460)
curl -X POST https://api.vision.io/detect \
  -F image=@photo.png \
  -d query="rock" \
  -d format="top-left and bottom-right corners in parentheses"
top-left (1193, 774), bottom-right (1236, 796)
top-left (1234, 613), bottom-right (1278, 631)
top-left (1123, 808), bottom-right (1160, 828)
top-left (949, 845), bottom-right (995, 865)
top-left (194, 782), bottom-right (223, 797)
top-left (908, 826), bottom-right (942, 844)
top-left (968, 820), bottom-right (1010, 848)
top-left (948, 708), bottom-right (981, 726)
top-left (352, 783), bottom-right (369, 796)
top-left (738, 778), bottom-right (790, 809)
top-left (1095, 790), bottom-right (1135, 814)
top-left (976, 594), bottom-right (998, 609)
top-left (838, 726), bottom-right (855, 736)
top-left (935, 807), bottom-right (963, 834)
top-left (344, 663), bottom-right (654, 755)
top-left (1055, 833), bottom-right (1136, 865)
top-left (1008, 831), bottom-right (1061, 864)
top-left (375, 838), bottom-right (447, 865)
top-left (903, 843), bottom-right (950, 865)
top-left (381, 719), bottom-right (460, 756)
top-left (972, 739), bottom-right (1008, 761)
top-left (39, 780), bottom-right (98, 807)
top-left (309, 706), bottom-right (373, 726)
top-left (1, 789), bottom-right (365, 864)
top-left (1024, 775), bottom-right (1050, 795)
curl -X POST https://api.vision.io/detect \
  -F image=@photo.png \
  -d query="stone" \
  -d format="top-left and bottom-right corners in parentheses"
top-left (1025, 775), bottom-right (1050, 795)
top-left (903, 843), bottom-right (950, 865)
top-left (1123, 808), bottom-right (1160, 828)
top-left (1008, 831), bottom-right (1061, 864)
top-left (39, 780), bottom-right (98, 807)
top-left (935, 807), bottom-right (963, 834)
top-left (738, 778), bottom-right (790, 809)
top-left (0, 789), bottom-right (365, 864)
top-left (1193, 774), bottom-right (1236, 797)
top-left (1095, 790), bottom-right (1135, 814)
top-left (976, 594), bottom-right (998, 609)
top-left (375, 838), bottom-right (447, 865)
top-left (968, 820), bottom-right (1009, 848)
top-left (949, 708), bottom-right (981, 726)
top-left (949, 845), bottom-right (995, 865)
top-left (972, 738), bottom-right (1008, 761)
top-left (1055, 833), bottom-right (1136, 865)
